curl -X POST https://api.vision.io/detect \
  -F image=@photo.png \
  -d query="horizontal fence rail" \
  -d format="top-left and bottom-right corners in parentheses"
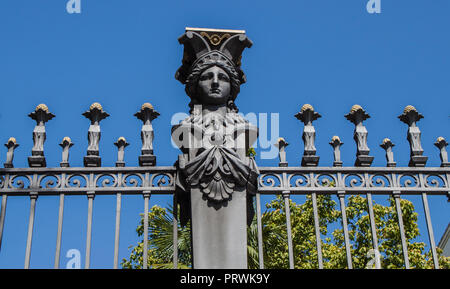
top-left (1, 167), bottom-right (448, 195)
top-left (0, 166), bottom-right (448, 269)
top-left (0, 167), bottom-right (177, 195)
top-left (257, 167), bottom-right (450, 195)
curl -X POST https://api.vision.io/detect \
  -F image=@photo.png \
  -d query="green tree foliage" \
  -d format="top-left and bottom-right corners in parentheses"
top-left (121, 205), bottom-right (191, 269)
top-left (260, 194), bottom-right (449, 269)
top-left (121, 196), bottom-right (450, 269)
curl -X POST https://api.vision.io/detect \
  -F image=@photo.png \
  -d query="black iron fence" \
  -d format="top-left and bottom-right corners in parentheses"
top-left (0, 103), bottom-right (448, 269)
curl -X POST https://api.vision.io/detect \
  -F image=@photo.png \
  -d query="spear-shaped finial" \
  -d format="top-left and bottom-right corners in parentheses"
top-left (434, 137), bottom-right (449, 167)
top-left (274, 137), bottom-right (289, 167)
top-left (380, 138), bottom-right (396, 167)
top-left (59, 137), bottom-right (74, 167)
top-left (4, 137), bottom-right (19, 168)
top-left (114, 137), bottom-right (129, 167)
top-left (329, 136), bottom-right (344, 167)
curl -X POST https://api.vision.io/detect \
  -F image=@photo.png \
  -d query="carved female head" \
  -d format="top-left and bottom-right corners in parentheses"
top-left (197, 66), bottom-right (231, 106)
top-left (185, 51), bottom-right (241, 112)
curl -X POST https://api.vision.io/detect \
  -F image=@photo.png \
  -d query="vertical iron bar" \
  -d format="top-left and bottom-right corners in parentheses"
top-left (85, 193), bottom-right (94, 269)
top-left (311, 192), bottom-right (323, 269)
top-left (0, 194), bottom-right (8, 251)
top-left (172, 193), bottom-right (178, 269)
top-left (113, 192), bottom-right (122, 269)
top-left (421, 192), bottom-right (439, 269)
top-left (393, 192), bottom-right (410, 269)
top-left (54, 193), bottom-right (65, 269)
top-left (143, 192), bottom-right (150, 269)
top-left (338, 192), bottom-right (353, 269)
top-left (256, 192), bottom-right (264, 269)
top-left (282, 191), bottom-right (294, 269)
top-left (24, 194), bottom-right (37, 269)
top-left (366, 193), bottom-right (381, 269)
top-left (447, 173), bottom-right (450, 202)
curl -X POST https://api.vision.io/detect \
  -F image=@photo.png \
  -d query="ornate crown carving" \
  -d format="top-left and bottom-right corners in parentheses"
top-left (175, 28), bottom-right (252, 85)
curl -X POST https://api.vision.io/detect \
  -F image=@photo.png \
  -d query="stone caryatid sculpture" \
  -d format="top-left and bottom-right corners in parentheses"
top-left (4, 137), bottom-right (19, 168)
top-left (295, 104), bottom-right (321, 166)
top-left (398, 105), bottom-right (427, 167)
top-left (59, 137), bottom-right (74, 167)
top-left (172, 27), bottom-right (258, 269)
top-left (380, 138), bottom-right (396, 167)
top-left (345, 104), bottom-right (374, 167)
top-left (434, 137), bottom-right (449, 167)
top-left (28, 104), bottom-right (55, 167)
top-left (114, 137), bottom-right (129, 167)
top-left (329, 136), bottom-right (343, 167)
top-left (274, 137), bottom-right (289, 167)
top-left (83, 102), bottom-right (109, 167)
top-left (134, 103), bottom-right (159, 166)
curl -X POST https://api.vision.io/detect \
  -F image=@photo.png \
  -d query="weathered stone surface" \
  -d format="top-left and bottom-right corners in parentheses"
top-left (173, 28), bottom-right (256, 268)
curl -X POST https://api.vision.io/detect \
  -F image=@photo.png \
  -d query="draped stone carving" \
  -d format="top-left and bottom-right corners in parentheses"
top-left (172, 27), bottom-right (256, 269)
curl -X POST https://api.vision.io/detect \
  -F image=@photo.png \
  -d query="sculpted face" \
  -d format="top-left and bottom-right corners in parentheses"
top-left (197, 66), bottom-right (231, 105)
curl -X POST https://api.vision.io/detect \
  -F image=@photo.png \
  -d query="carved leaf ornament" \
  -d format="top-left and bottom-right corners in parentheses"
top-left (182, 146), bottom-right (256, 202)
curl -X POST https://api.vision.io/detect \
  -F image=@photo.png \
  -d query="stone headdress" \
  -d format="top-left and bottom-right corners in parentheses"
top-left (175, 28), bottom-right (253, 112)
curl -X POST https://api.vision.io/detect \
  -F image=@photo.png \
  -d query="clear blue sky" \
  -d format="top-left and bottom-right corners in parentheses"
top-left (0, 0), bottom-right (448, 268)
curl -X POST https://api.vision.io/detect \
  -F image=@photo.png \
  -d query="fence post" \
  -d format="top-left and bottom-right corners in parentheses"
top-left (398, 105), bottom-right (427, 167)
top-left (0, 193), bottom-right (7, 252)
top-left (275, 138), bottom-right (288, 167)
top-left (380, 138), bottom-right (396, 167)
top-left (4, 138), bottom-right (19, 168)
top-left (142, 191), bottom-right (151, 269)
top-left (135, 103), bottom-right (159, 166)
top-left (28, 104), bottom-right (54, 167)
top-left (393, 191), bottom-right (410, 269)
top-left (59, 137), bottom-right (74, 167)
top-left (114, 137), bottom-right (129, 167)
top-left (329, 136), bottom-right (343, 167)
top-left (24, 190), bottom-right (38, 269)
top-left (345, 104), bottom-right (374, 167)
top-left (296, 104), bottom-right (321, 167)
top-left (435, 137), bottom-right (449, 167)
top-left (83, 102), bottom-right (109, 167)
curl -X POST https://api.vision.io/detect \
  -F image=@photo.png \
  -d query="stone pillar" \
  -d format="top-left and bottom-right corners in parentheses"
top-left (173, 28), bottom-right (256, 269)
